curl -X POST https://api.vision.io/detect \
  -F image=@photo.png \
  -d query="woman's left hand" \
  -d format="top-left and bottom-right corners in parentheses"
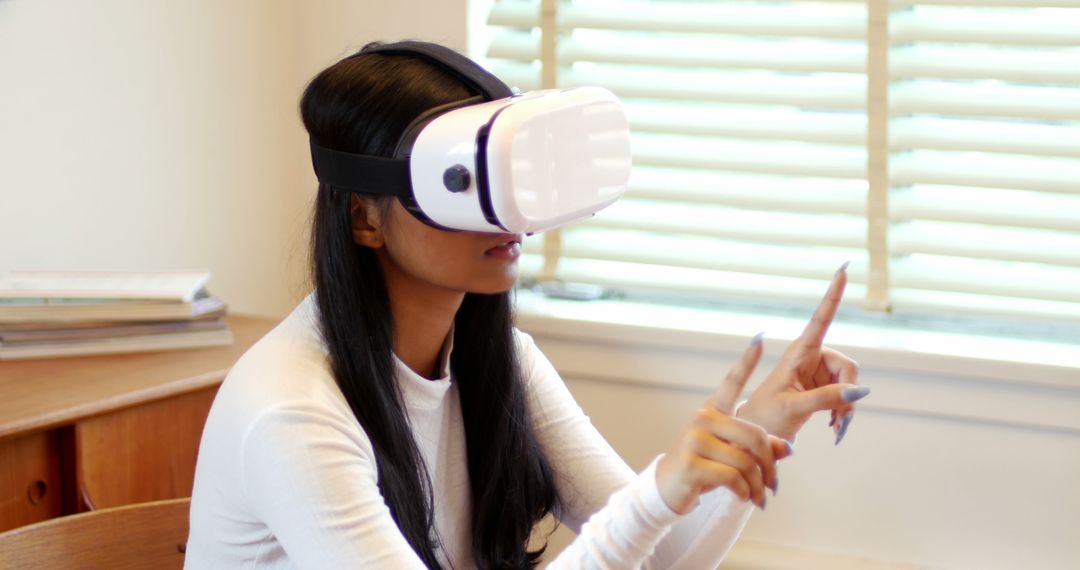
top-left (736, 264), bottom-right (869, 444)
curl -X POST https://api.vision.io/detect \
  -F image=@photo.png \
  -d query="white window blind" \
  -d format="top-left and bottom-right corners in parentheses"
top-left (484, 0), bottom-right (1080, 326)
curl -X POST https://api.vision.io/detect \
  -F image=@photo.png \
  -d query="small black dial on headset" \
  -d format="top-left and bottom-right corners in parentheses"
top-left (443, 164), bottom-right (471, 193)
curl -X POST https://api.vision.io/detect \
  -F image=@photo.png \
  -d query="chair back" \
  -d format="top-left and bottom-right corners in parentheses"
top-left (0, 497), bottom-right (190, 570)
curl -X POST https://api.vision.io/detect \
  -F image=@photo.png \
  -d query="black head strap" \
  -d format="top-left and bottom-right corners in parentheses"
top-left (363, 41), bottom-right (513, 102)
top-left (310, 41), bottom-right (512, 199)
top-left (310, 95), bottom-right (483, 196)
top-left (309, 145), bottom-right (411, 196)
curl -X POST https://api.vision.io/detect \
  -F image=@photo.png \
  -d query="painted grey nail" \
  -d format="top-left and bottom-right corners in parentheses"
top-left (750, 332), bottom-right (765, 347)
top-left (842, 385), bottom-right (871, 403)
top-left (835, 411), bottom-right (854, 445)
top-left (770, 479), bottom-right (779, 495)
top-left (836, 260), bottom-right (851, 276)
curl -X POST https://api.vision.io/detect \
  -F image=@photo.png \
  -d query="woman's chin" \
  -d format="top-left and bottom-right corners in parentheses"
top-left (468, 270), bottom-right (520, 295)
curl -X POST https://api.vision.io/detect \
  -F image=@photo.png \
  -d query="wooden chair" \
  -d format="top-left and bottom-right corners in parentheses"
top-left (0, 497), bottom-right (190, 570)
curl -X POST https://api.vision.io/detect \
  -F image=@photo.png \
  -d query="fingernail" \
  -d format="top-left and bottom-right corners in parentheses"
top-left (770, 479), bottom-right (779, 495)
top-left (841, 385), bottom-right (871, 403)
top-left (836, 261), bottom-right (851, 276)
top-left (782, 439), bottom-right (794, 456)
top-left (760, 496), bottom-right (767, 511)
top-left (828, 411), bottom-right (837, 427)
top-left (750, 332), bottom-right (764, 347)
top-left (835, 411), bottom-right (854, 445)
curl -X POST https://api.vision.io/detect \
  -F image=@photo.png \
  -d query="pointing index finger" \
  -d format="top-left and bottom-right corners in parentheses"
top-left (797, 262), bottom-right (849, 349)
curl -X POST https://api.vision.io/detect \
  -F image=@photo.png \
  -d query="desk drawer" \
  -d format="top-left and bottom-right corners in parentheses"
top-left (0, 432), bottom-right (62, 532)
top-left (74, 387), bottom-right (218, 510)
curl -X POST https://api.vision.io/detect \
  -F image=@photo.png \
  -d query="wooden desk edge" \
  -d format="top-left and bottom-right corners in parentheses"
top-left (0, 368), bottom-right (230, 440)
top-left (0, 313), bottom-right (279, 440)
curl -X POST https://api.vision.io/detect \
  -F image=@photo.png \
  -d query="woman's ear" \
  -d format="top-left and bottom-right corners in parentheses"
top-left (349, 194), bottom-right (385, 248)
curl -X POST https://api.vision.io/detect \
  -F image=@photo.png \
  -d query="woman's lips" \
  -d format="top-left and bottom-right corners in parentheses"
top-left (484, 238), bottom-right (522, 260)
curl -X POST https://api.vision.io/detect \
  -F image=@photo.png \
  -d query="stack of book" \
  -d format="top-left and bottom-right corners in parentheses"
top-left (0, 270), bottom-right (232, 360)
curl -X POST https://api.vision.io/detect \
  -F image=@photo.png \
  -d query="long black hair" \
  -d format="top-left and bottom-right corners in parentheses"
top-left (301, 43), bottom-right (557, 569)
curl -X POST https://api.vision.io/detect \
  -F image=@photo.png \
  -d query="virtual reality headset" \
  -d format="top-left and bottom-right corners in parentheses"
top-left (309, 41), bottom-right (631, 234)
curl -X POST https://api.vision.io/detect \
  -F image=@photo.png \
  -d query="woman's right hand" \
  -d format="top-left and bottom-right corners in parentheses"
top-left (655, 336), bottom-right (793, 514)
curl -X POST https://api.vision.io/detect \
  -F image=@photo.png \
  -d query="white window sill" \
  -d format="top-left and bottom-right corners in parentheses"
top-left (513, 289), bottom-right (1078, 388)
top-left (513, 288), bottom-right (1080, 435)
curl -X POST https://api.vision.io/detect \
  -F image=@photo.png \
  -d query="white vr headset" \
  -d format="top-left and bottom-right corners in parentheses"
top-left (309, 42), bottom-right (631, 234)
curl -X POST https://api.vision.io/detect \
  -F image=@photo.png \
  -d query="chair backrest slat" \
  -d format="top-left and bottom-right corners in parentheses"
top-left (0, 497), bottom-right (190, 570)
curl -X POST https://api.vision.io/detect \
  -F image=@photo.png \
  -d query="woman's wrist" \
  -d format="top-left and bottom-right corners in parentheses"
top-left (647, 455), bottom-right (693, 519)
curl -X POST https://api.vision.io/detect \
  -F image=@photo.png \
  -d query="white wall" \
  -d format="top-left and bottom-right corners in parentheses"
top-left (0, 0), bottom-right (467, 316)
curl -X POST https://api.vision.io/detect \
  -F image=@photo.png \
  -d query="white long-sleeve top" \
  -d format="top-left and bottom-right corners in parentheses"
top-left (186, 296), bottom-right (752, 569)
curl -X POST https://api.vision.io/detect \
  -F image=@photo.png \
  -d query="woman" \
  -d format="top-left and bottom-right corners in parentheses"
top-left (186, 41), bottom-right (867, 569)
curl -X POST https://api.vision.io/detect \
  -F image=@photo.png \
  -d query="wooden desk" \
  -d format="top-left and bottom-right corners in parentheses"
top-left (0, 315), bottom-right (277, 532)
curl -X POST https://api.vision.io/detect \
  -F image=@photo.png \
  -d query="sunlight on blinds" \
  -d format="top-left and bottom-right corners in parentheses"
top-left (485, 0), bottom-right (1080, 325)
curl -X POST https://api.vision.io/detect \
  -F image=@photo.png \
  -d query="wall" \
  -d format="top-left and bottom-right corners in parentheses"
top-left (0, 0), bottom-right (467, 317)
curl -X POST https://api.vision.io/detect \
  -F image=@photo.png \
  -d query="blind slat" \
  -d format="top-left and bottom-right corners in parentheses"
top-left (629, 167), bottom-right (867, 215)
top-left (536, 228), bottom-right (1080, 304)
top-left (530, 228), bottom-right (860, 283)
top-left (531, 227), bottom-right (1080, 303)
top-left (491, 31), bottom-right (1080, 84)
top-left (488, 31), bottom-right (866, 74)
top-left (593, 199), bottom-right (866, 248)
top-left (625, 103), bottom-right (864, 146)
top-left (491, 2), bottom-right (1080, 45)
top-left (493, 63), bottom-right (1079, 121)
top-left (891, 187), bottom-right (1080, 232)
top-left (892, 81), bottom-right (1080, 121)
top-left (491, 62), bottom-right (865, 109)
top-left (892, 117), bottom-right (1080, 159)
top-left (891, 152), bottom-right (1080, 194)
top-left (891, 222), bottom-right (1080, 266)
top-left (489, 1), bottom-right (866, 39)
top-left (892, 9), bottom-right (1080, 46)
top-left (632, 111), bottom-right (1080, 159)
top-left (632, 134), bottom-right (865, 180)
top-left (519, 255), bottom-right (1080, 323)
top-left (891, 256), bottom-right (1080, 303)
top-left (893, 0), bottom-right (1080, 7)
top-left (892, 45), bottom-right (1080, 83)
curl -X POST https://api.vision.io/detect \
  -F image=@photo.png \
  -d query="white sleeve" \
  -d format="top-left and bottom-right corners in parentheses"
top-left (240, 402), bottom-right (429, 570)
top-left (517, 331), bottom-right (754, 569)
top-left (646, 483), bottom-right (754, 570)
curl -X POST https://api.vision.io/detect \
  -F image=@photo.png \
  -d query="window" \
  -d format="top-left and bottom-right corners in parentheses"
top-left (483, 0), bottom-right (1080, 331)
